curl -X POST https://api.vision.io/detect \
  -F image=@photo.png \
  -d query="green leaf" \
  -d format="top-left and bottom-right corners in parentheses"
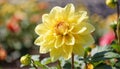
top-left (63, 62), bottom-right (71, 69)
top-left (90, 46), bottom-right (120, 63)
top-left (91, 46), bottom-right (112, 56)
top-left (91, 51), bottom-right (120, 62)
top-left (34, 61), bottom-right (42, 67)
top-left (115, 62), bottom-right (120, 68)
top-left (94, 64), bottom-right (112, 69)
top-left (104, 52), bottom-right (120, 58)
top-left (112, 44), bottom-right (120, 53)
top-left (91, 51), bottom-right (109, 62)
top-left (34, 61), bottom-right (48, 69)
top-left (41, 57), bottom-right (52, 65)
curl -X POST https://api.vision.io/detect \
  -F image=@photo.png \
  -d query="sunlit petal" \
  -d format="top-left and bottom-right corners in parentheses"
top-left (65, 34), bottom-right (75, 45)
top-left (34, 35), bottom-right (44, 46)
top-left (35, 24), bottom-right (48, 35)
top-left (54, 35), bottom-right (65, 48)
top-left (74, 34), bottom-right (94, 46)
top-left (73, 43), bottom-right (84, 56)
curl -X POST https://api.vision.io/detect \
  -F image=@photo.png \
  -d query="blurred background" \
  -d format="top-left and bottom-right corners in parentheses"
top-left (0, 0), bottom-right (118, 68)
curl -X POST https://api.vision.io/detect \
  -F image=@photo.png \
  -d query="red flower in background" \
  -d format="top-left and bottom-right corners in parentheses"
top-left (0, 46), bottom-right (7, 61)
top-left (7, 16), bottom-right (20, 33)
top-left (99, 31), bottom-right (115, 46)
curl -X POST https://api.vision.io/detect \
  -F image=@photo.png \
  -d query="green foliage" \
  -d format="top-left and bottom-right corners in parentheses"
top-left (63, 62), bottom-right (71, 69)
top-left (20, 45), bottom-right (120, 69)
top-left (94, 63), bottom-right (112, 69)
top-left (41, 57), bottom-right (52, 65)
top-left (87, 46), bottom-right (120, 69)
top-left (112, 44), bottom-right (120, 53)
top-left (115, 61), bottom-right (120, 68)
top-left (91, 51), bottom-right (120, 62)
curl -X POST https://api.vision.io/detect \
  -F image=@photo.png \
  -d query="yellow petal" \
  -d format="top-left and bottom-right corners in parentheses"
top-left (80, 23), bottom-right (95, 34)
top-left (63, 3), bottom-right (75, 19)
top-left (63, 45), bottom-right (73, 60)
top-left (43, 33), bottom-right (55, 44)
top-left (42, 14), bottom-right (51, 27)
top-left (35, 24), bottom-right (48, 35)
top-left (50, 45), bottom-right (72, 61)
top-left (34, 35), bottom-right (44, 46)
top-left (72, 23), bottom-right (95, 34)
top-left (42, 14), bottom-right (56, 28)
top-left (40, 40), bottom-right (55, 53)
top-left (50, 47), bottom-right (63, 61)
top-left (49, 6), bottom-right (63, 21)
top-left (55, 35), bottom-right (65, 48)
top-left (40, 34), bottom-right (55, 53)
top-left (65, 34), bottom-right (75, 45)
top-left (42, 14), bottom-right (49, 24)
top-left (74, 34), bottom-right (94, 46)
top-left (68, 11), bottom-right (87, 24)
top-left (77, 11), bottom-right (88, 23)
top-left (73, 43), bottom-right (84, 56)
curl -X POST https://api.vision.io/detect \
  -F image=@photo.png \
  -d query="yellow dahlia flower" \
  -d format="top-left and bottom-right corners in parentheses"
top-left (35, 3), bottom-right (95, 61)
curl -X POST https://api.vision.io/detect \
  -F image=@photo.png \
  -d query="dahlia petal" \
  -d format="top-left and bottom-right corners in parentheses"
top-left (73, 44), bottom-right (84, 56)
top-left (40, 41), bottom-right (55, 53)
top-left (72, 23), bottom-right (95, 34)
top-left (49, 6), bottom-right (63, 21)
top-left (64, 3), bottom-right (75, 19)
top-left (65, 34), bottom-right (75, 45)
top-left (74, 34), bottom-right (94, 46)
top-left (35, 23), bottom-right (48, 35)
top-left (42, 14), bottom-right (49, 23)
top-left (82, 23), bottom-right (95, 34)
top-left (50, 45), bottom-right (72, 61)
top-left (40, 46), bottom-right (49, 53)
top-left (34, 36), bottom-right (44, 46)
top-left (77, 11), bottom-right (88, 23)
top-left (43, 34), bottom-right (55, 44)
top-left (63, 45), bottom-right (73, 60)
top-left (42, 14), bottom-right (56, 28)
top-left (50, 47), bottom-right (63, 61)
top-left (68, 11), bottom-right (88, 24)
top-left (55, 35), bottom-right (65, 48)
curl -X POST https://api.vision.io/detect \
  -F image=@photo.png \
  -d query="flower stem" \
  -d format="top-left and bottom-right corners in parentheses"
top-left (58, 60), bottom-right (62, 69)
top-left (71, 53), bottom-right (74, 69)
top-left (31, 59), bottom-right (38, 69)
top-left (116, 1), bottom-right (120, 45)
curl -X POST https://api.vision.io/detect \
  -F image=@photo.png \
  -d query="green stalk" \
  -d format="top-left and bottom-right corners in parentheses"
top-left (116, 1), bottom-right (120, 45)
top-left (58, 60), bottom-right (62, 69)
top-left (31, 59), bottom-right (38, 69)
top-left (72, 53), bottom-right (74, 69)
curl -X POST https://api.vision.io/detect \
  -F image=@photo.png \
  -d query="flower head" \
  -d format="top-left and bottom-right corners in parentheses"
top-left (20, 54), bottom-right (31, 66)
top-left (35, 4), bottom-right (95, 61)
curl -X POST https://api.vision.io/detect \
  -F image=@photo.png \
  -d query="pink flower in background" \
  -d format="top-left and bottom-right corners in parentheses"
top-left (99, 31), bottom-right (115, 46)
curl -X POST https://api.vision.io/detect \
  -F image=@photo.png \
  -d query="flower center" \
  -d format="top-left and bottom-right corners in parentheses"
top-left (55, 22), bottom-right (69, 35)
